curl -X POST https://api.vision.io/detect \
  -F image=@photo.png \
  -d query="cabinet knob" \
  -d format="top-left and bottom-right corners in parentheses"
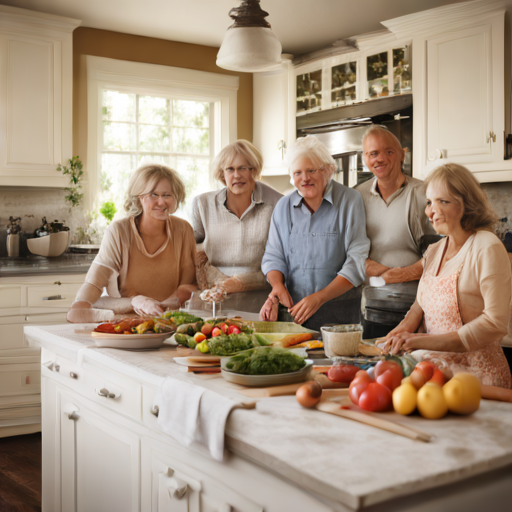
top-left (150, 405), bottom-right (159, 417)
top-left (277, 140), bottom-right (286, 159)
top-left (63, 403), bottom-right (79, 421)
top-left (96, 388), bottom-right (118, 399)
top-left (427, 149), bottom-right (443, 162)
top-left (70, 372), bottom-right (78, 379)
top-left (487, 131), bottom-right (496, 143)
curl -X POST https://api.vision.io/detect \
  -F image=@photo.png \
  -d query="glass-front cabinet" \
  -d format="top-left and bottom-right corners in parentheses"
top-left (295, 41), bottom-right (412, 116)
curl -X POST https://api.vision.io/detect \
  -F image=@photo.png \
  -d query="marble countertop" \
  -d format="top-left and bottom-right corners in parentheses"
top-left (25, 323), bottom-right (512, 510)
top-left (0, 253), bottom-right (95, 276)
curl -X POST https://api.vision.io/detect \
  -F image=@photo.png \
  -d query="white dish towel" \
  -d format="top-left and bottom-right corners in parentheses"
top-left (155, 377), bottom-right (238, 461)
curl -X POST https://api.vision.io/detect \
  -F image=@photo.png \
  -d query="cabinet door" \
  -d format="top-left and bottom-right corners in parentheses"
top-left (253, 57), bottom-right (295, 175)
top-left (425, 18), bottom-right (504, 170)
top-left (59, 391), bottom-right (140, 512)
top-left (0, 7), bottom-right (79, 187)
top-left (142, 440), bottom-right (263, 512)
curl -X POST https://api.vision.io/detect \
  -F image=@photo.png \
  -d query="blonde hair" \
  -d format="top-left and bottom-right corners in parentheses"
top-left (286, 135), bottom-right (336, 179)
top-left (425, 163), bottom-right (497, 232)
top-left (362, 125), bottom-right (404, 167)
top-left (124, 163), bottom-right (186, 216)
top-left (212, 140), bottom-right (263, 185)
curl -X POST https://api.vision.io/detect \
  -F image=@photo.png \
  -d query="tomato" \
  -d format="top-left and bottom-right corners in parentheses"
top-left (211, 327), bottom-right (222, 337)
top-left (220, 323), bottom-right (229, 334)
top-left (429, 368), bottom-right (446, 386)
top-left (327, 364), bottom-right (360, 383)
top-left (348, 370), bottom-right (373, 405)
top-left (201, 323), bottom-right (214, 336)
top-left (374, 361), bottom-right (403, 391)
top-left (416, 361), bottom-right (436, 381)
top-left (228, 325), bottom-right (241, 335)
top-left (358, 382), bottom-right (393, 412)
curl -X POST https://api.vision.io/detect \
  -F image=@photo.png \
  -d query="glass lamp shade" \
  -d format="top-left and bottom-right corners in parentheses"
top-left (217, 26), bottom-right (282, 72)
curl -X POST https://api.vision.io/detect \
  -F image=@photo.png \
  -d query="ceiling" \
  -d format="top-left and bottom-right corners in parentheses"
top-left (2, 0), bottom-right (471, 55)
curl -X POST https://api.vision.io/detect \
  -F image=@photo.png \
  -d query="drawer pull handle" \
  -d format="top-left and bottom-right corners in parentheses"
top-left (43, 295), bottom-right (63, 301)
top-left (70, 372), bottom-right (78, 379)
top-left (97, 388), bottom-right (118, 399)
top-left (54, 281), bottom-right (62, 285)
top-left (150, 405), bottom-right (159, 417)
top-left (162, 468), bottom-right (188, 500)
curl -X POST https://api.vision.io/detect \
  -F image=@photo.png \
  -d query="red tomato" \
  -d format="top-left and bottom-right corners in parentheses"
top-left (374, 361), bottom-right (403, 391)
top-left (429, 368), bottom-right (446, 386)
top-left (327, 365), bottom-right (360, 383)
top-left (220, 323), bottom-right (229, 334)
top-left (416, 361), bottom-right (436, 381)
top-left (211, 327), bottom-right (222, 337)
top-left (358, 382), bottom-right (393, 412)
top-left (348, 370), bottom-right (373, 405)
top-left (228, 325), bottom-right (241, 335)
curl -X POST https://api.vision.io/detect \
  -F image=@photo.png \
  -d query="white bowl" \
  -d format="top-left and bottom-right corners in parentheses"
top-left (321, 324), bottom-right (363, 357)
top-left (27, 231), bottom-right (70, 257)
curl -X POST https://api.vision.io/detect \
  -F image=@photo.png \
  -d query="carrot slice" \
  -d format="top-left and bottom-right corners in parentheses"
top-left (280, 333), bottom-right (313, 348)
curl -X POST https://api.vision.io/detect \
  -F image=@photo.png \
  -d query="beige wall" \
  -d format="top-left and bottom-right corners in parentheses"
top-left (72, 27), bottom-right (253, 157)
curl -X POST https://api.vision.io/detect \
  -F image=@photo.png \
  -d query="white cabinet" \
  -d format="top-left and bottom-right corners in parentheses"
top-left (383, 2), bottom-right (507, 180)
top-left (142, 438), bottom-right (263, 512)
top-left (0, 5), bottom-right (80, 187)
top-left (424, 16), bottom-right (504, 174)
top-left (0, 273), bottom-right (85, 437)
top-left (58, 388), bottom-right (140, 512)
top-left (253, 55), bottom-right (295, 176)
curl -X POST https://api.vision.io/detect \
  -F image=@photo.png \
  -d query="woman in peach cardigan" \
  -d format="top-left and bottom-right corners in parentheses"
top-left (381, 163), bottom-right (511, 388)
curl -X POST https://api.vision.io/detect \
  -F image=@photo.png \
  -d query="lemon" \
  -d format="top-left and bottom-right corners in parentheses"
top-left (443, 372), bottom-right (481, 415)
top-left (417, 382), bottom-right (448, 419)
top-left (392, 383), bottom-right (418, 415)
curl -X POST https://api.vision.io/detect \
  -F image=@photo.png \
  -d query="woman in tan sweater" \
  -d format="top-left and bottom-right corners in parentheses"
top-left (381, 163), bottom-right (511, 388)
top-left (67, 164), bottom-right (197, 322)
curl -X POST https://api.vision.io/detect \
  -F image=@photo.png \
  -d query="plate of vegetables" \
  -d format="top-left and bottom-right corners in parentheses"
top-left (220, 347), bottom-right (313, 387)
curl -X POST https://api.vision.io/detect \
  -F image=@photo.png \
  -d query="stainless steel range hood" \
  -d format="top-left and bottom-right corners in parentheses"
top-left (296, 93), bottom-right (412, 132)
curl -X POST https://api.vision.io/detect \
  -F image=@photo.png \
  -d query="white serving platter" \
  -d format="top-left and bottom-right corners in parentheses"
top-left (220, 359), bottom-right (313, 387)
top-left (91, 331), bottom-right (171, 349)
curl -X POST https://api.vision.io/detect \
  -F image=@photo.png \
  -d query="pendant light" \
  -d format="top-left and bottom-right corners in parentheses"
top-left (217, 0), bottom-right (282, 73)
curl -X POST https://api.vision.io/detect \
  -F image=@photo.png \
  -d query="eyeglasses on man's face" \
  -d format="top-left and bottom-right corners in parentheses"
top-left (224, 165), bottom-right (254, 174)
top-left (292, 167), bottom-right (325, 179)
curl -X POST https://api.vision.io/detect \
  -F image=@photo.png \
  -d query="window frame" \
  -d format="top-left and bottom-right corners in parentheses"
top-left (86, 56), bottom-right (239, 211)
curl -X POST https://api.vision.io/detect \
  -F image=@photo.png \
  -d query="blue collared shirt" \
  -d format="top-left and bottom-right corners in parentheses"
top-left (261, 181), bottom-right (370, 303)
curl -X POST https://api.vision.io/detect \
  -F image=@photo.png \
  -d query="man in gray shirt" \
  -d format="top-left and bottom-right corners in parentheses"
top-left (357, 125), bottom-right (437, 336)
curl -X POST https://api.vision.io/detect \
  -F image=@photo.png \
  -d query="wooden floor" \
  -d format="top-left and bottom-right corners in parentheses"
top-left (0, 433), bottom-right (41, 512)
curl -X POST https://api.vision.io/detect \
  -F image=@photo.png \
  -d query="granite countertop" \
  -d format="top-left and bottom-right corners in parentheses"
top-left (25, 323), bottom-right (512, 511)
top-left (0, 253), bottom-right (95, 277)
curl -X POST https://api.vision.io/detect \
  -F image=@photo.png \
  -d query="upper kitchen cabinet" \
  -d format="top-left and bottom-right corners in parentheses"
top-left (0, 6), bottom-right (80, 187)
top-left (383, 1), bottom-right (507, 181)
top-left (253, 55), bottom-right (296, 176)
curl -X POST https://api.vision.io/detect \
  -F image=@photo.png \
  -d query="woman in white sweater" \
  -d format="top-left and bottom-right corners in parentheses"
top-left (191, 140), bottom-right (282, 295)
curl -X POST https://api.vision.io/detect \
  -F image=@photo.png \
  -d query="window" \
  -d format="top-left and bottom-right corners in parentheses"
top-left (100, 90), bottom-right (213, 219)
top-left (86, 56), bottom-right (238, 222)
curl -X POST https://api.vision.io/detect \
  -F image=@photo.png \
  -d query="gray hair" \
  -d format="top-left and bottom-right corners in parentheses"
top-left (362, 124), bottom-right (402, 149)
top-left (212, 139), bottom-right (263, 185)
top-left (286, 135), bottom-right (336, 179)
top-left (124, 163), bottom-right (186, 216)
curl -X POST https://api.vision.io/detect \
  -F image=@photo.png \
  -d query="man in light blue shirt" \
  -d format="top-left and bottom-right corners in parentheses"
top-left (260, 136), bottom-right (370, 330)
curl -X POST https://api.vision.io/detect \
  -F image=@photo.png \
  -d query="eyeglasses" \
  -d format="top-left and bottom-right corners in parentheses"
top-left (224, 165), bottom-right (254, 174)
top-left (141, 192), bottom-right (175, 202)
top-left (292, 167), bottom-right (324, 179)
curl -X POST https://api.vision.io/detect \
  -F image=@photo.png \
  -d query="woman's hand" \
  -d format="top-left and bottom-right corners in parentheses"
top-left (131, 295), bottom-right (164, 316)
top-left (260, 296), bottom-right (279, 321)
top-left (288, 292), bottom-right (324, 325)
top-left (381, 332), bottom-right (427, 355)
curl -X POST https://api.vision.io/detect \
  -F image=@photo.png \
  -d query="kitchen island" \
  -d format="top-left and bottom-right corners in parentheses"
top-left (26, 323), bottom-right (512, 512)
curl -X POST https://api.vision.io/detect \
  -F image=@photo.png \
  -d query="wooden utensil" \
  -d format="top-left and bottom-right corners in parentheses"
top-left (481, 385), bottom-right (512, 403)
top-left (316, 400), bottom-right (432, 443)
